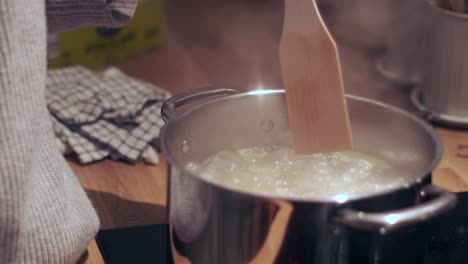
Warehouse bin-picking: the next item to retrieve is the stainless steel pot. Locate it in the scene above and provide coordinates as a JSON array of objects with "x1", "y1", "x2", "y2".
[
  {"x1": 412, "y1": 0, "x2": 468, "y2": 128},
  {"x1": 375, "y1": 0, "x2": 429, "y2": 85},
  {"x1": 160, "y1": 87, "x2": 457, "y2": 264}
]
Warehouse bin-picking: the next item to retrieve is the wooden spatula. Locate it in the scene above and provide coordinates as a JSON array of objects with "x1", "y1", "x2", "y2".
[{"x1": 279, "y1": 0, "x2": 352, "y2": 154}]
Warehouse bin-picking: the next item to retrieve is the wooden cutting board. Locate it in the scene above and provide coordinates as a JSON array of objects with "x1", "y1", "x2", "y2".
[{"x1": 432, "y1": 128, "x2": 468, "y2": 192}]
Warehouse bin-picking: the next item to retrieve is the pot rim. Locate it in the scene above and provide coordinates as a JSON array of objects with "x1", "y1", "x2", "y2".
[
  {"x1": 160, "y1": 89, "x2": 443, "y2": 204},
  {"x1": 411, "y1": 86, "x2": 468, "y2": 128}
]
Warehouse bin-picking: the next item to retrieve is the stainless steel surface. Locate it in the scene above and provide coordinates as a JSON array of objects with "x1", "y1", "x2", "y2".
[
  {"x1": 161, "y1": 88, "x2": 455, "y2": 264},
  {"x1": 334, "y1": 185, "x2": 456, "y2": 233},
  {"x1": 376, "y1": 54, "x2": 420, "y2": 85},
  {"x1": 420, "y1": 0, "x2": 468, "y2": 121},
  {"x1": 411, "y1": 86, "x2": 468, "y2": 127},
  {"x1": 161, "y1": 86, "x2": 241, "y2": 122},
  {"x1": 375, "y1": 0, "x2": 428, "y2": 85}
]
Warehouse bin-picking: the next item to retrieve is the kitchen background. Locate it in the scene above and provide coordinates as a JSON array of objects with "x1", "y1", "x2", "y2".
[
  {"x1": 49, "y1": 0, "x2": 419, "y2": 106},
  {"x1": 49, "y1": 0, "x2": 468, "y2": 263}
]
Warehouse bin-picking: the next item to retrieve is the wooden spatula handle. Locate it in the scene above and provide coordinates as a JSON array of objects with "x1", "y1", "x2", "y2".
[{"x1": 279, "y1": 0, "x2": 352, "y2": 154}]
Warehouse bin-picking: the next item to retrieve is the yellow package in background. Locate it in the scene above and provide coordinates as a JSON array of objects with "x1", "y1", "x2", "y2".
[{"x1": 48, "y1": 0, "x2": 165, "y2": 69}]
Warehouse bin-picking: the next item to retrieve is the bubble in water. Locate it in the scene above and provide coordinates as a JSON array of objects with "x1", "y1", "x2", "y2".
[
  {"x1": 332, "y1": 227, "x2": 342, "y2": 236},
  {"x1": 186, "y1": 145, "x2": 416, "y2": 199},
  {"x1": 379, "y1": 227, "x2": 387, "y2": 235},
  {"x1": 260, "y1": 119, "x2": 274, "y2": 133},
  {"x1": 182, "y1": 140, "x2": 190, "y2": 153}
]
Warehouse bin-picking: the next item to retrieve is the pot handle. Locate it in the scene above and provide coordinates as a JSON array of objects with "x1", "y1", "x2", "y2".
[
  {"x1": 334, "y1": 185, "x2": 456, "y2": 233},
  {"x1": 161, "y1": 86, "x2": 242, "y2": 122},
  {"x1": 410, "y1": 86, "x2": 434, "y2": 121}
]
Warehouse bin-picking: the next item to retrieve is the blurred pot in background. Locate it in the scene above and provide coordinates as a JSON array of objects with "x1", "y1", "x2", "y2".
[
  {"x1": 411, "y1": 0, "x2": 468, "y2": 129},
  {"x1": 320, "y1": 0, "x2": 429, "y2": 84},
  {"x1": 376, "y1": 0, "x2": 429, "y2": 85},
  {"x1": 319, "y1": 0, "x2": 394, "y2": 50}
]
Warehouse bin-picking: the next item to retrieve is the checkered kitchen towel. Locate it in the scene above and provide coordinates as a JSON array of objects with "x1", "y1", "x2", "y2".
[{"x1": 46, "y1": 66, "x2": 171, "y2": 164}]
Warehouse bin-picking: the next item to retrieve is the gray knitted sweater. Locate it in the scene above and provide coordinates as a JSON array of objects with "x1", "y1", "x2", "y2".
[{"x1": 0, "y1": 0, "x2": 136, "y2": 263}]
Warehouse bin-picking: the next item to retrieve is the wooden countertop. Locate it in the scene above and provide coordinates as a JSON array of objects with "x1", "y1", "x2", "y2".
[
  {"x1": 70, "y1": 158, "x2": 169, "y2": 264},
  {"x1": 433, "y1": 128, "x2": 468, "y2": 192},
  {"x1": 68, "y1": 0, "x2": 468, "y2": 262}
]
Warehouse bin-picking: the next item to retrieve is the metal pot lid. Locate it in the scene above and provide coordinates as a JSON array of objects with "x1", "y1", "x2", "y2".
[{"x1": 410, "y1": 87, "x2": 468, "y2": 129}]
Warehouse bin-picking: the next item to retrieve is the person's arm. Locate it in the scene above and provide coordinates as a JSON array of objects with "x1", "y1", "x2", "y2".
[
  {"x1": 0, "y1": 0, "x2": 136, "y2": 263},
  {"x1": 46, "y1": 0, "x2": 137, "y2": 32}
]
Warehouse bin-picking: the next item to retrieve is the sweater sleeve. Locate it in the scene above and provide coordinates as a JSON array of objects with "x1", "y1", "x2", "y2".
[
  {"x1": 46, "y1": 0, "x2": 137, "y2": 32},
  {"x1": 0, "y1": 0, "x2": 100, "y2": 263}
]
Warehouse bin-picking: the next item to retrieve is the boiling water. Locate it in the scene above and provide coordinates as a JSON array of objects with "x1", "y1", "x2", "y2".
[{"x1": 186, "y1": 146, "x2": 415, "y2": 199}]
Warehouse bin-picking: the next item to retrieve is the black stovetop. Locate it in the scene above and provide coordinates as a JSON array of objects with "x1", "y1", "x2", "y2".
[
  {"x1": 426, "y1": 192, "x2": 468, "y2": 264},
  {"x1": 95, "y1": 192, "x2": 468, "y2": 264}
]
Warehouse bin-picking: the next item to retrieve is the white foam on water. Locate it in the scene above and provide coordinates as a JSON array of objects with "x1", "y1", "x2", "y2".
[{"x1": 186, "y1": 146, "x2": 414, "y2": 199}]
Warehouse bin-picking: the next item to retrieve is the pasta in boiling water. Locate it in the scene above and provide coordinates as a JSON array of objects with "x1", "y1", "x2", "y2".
[{"x1": 186, "y1": 146, "x2": 413, "y2": 199}]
